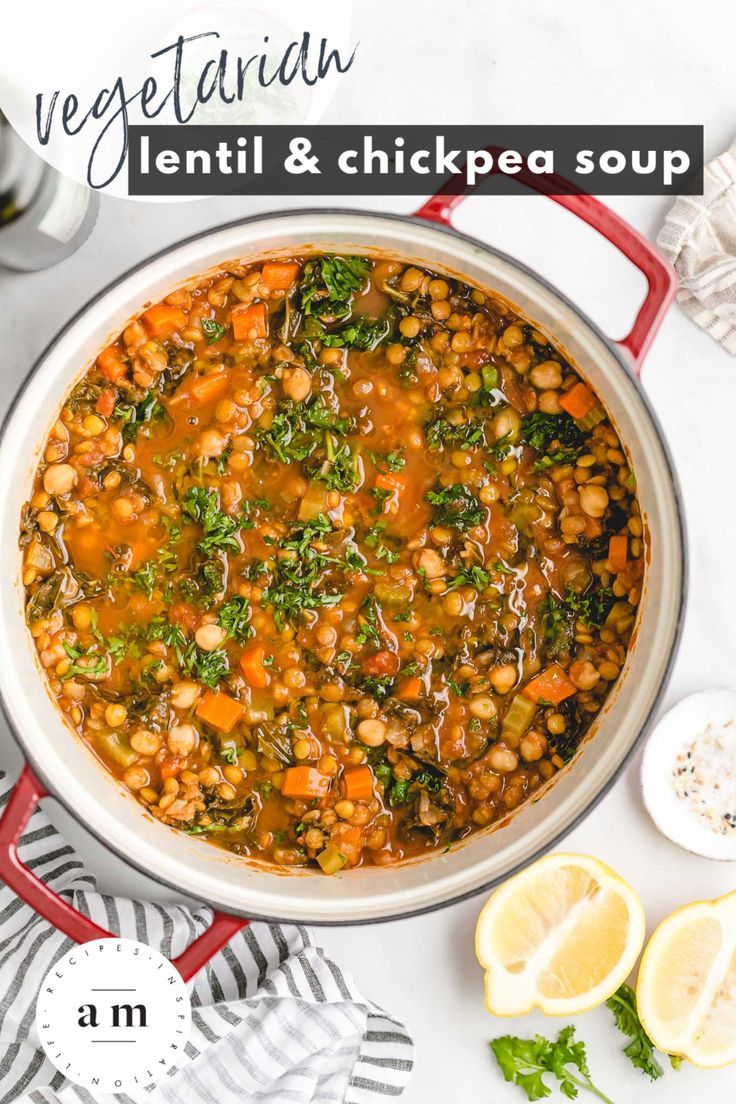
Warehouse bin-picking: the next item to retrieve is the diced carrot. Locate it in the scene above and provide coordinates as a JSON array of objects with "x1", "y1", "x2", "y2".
[
  {"x1": 343, "y1": 765, "x2": 374, "y2": 802},
  {"x1": 160, "y1": 755, "x2": 182, "y2": 780},
  {"x1": 240, "y1": 645, "x2": 269, "y2": 689},
  {"x1": 362, "y1": 650, "x2": 400, "y2": 677},
  {"x1": 195, "y1": 690, "x2": 244, "y2": 734},
  {"x1": 522, "y1": 663, "x2": 577, "y2": 705},
  {"x1": 96, "y1": 344, "x2": 128, "y2": 383},
  {"x1": 608, "y1": 534, "x2": 628, "y2": 573},
  {"x1": 142, "y1": 303, "x2": 188, "y2": 337},
  {"x1": 95, "y1": 387, "x2": 117, "y2": 417},
  {"x1": 396, "y1": 676, "x2": 422, "y2": 700},
  {"x1": 559, "y1": 382, "x2": 597, "y2": 421},
  {"x1": 261, "y1": 262, "x2": 300, "y2": 290},
  {"x1": 189, "y1": 371, "x2": 228, "y2": 404},
  {"x1": 231, "y1": 301, "x2": 268, "y2": 341},
  {"x1": 374, "y1": 471, "x2": 405, "y2": 514},
  {"x1": 281, "y1": 766, "x2": 331, "y2": 800}
]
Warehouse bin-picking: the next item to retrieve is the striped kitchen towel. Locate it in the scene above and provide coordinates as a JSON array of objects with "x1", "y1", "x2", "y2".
[
  {"x1": 658, "y1": 141, "x2": 736, "y2": 353},
  {"x1": 0, "y1": 772, "x2": 414, "y2": 1104}
]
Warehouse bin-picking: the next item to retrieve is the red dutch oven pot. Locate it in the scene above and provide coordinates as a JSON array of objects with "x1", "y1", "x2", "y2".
[{"x1": 0, "y1": 171, "x2": 685, "y2": 981}]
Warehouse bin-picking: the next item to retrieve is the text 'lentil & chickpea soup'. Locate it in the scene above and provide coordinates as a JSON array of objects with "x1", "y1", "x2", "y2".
[{"x1": 20, "y1": 254, "x2": 644, "y2": 875}]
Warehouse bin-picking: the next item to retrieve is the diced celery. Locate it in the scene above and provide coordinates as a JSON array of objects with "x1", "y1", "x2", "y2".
[
  {"x1": 604, "y1": 601, "x2": 635, "y2": 634},
  {"x1": 317, "y1": 844, "x2": 346, "y2": 875},
  {"x1": 97, "y1": 730, "x2": 137, "y2": 769},
  {"x1": 575, "y1": 405, "x2": 606, "y2": 432},
  {"x1": 322, "y1": 702, "x2": 348, "y2": 740},
  {"x1": 482, "y1": 365, "x2": 499, "y2": 390},
  {"x1": 502, "y1": 694, "x2": 537, "y2": 741},
  {"x1": 374, "y1": 581, "x2": 411, "y2": 608},
  {"x1": 298, "y1": 483, "x2": 329, "y2": 521}
]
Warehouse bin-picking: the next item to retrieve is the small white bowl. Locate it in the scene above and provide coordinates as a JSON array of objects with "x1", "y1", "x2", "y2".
[{"x1": 641, "y1": 688, "x2": 736, "y2": 861}]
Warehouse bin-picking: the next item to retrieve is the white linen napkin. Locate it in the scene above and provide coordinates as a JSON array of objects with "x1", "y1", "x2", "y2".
[
  {"x1": 0, "y1": 771, "x2": 414, "y2": 1104},
  {"x1": 658, "y1": 142, "x2": 736, "y2": 353}
]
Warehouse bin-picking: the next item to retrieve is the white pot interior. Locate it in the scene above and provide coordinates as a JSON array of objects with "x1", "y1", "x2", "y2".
[{"x1": 0, "y1": 211, "x2": 684, "y2": 922}]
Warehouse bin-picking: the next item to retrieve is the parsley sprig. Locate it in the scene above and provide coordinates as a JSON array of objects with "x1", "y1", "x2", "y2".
[
  {"x1": 606, "y1": 983, "x2": 680, "y2": 1079},
  {"x1": 490, "y1": 1027, "x2": 613, "y2": 1103}
]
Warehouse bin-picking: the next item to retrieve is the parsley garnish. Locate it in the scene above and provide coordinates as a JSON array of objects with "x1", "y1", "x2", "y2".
[
  {"x1": 606, "y1": 983, "x2": 679, "y2": 1080},
  {"x1": 490, "y1": 1026, "x2": 613, "y2": 1103},
  {"x1": 426, "y1": 484, "x2": 484, "y2": 532},
  {"x1": 426, "y1": 415, "x2": 485, "y2": 452},
  {"x1": 201, "y1": 318, "x2": 227, "y2": 344},
  {"x1": 115, "y1": 390, "x2": 166, "y2": 443},
  {"x1": 521, "y1": 412, "x2": 586, "y2": 471},
  {"x1": 60, "y1": 641, "x2": 107, "y2": 681},
  {"x1": 446, "y1": 564, "x2": 492, "y2": 591},
  {"x1": 180, "y1": 486, "x2": 241, "y2": 556},
  {"x1": 299, "y1": 255, "x2": 371, "y2": 321},
  {"x1": 216, "y1": 595, "x2": 253, "y2": 644}
]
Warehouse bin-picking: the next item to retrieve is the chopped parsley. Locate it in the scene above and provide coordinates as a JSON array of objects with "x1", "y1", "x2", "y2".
[
  {"x1": 300, "y1": 255, "x2": 371, "y2": 321},
  {"x1": 216, "y1": 595, "x2": 253, "y2": 644},
  {"x1": 201, "y1": 318, "x2": 227, "y2": 344},
  {"x1": 426, "y1": 484, "x2": 484, "y2": 532}
]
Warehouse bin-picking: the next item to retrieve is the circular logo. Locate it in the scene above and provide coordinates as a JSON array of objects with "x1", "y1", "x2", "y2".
[{"x1": 35, "y1": 938, "x2": 192, "y2": 1092}]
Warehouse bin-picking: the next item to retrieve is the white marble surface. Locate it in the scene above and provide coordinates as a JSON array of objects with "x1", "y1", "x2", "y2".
[{"x1": 2, "y1": 1, "x2": 736, "y2": 1099}]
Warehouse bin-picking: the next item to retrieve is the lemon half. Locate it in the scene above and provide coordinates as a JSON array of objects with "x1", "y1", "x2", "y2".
[
  {"x1": 637, "y1": 889, "x2": 736, "y2": 1068},
  {"x1": 475, "y1": 852, "x2": 646, "y2": 1016}
]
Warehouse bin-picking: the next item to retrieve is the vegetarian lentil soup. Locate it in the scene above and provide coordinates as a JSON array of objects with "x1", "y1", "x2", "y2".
[{"x1": 20, "y1": 253, "x2": 644, "y2": 875}]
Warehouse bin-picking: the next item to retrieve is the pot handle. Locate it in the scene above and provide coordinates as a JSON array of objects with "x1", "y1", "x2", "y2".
[
  {"x1": 414, "y1": 167, "x2": 677, "y2": 372},
  {"x1": 0, "y1": 764, "x2": 247, "y2": 982}
]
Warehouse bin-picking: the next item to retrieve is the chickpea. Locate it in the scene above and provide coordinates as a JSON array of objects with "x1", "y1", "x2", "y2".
[
  {"x1": 130, "y1": 729, "x2": 162, "y2": 756},
  {"x1": 335, "y1": 799, "x2": 355, "y2": 819},
  {"x1": 37, "y1": 510, "x2": 58, "y2": 533},
  {"x1": 217, "y1": 782, "x2": 237, "y2": 801},
  {"x1": 43, "y1": 463, "x2": 77, "y2": 496},
  {"x1": 167, "y1": 723, "x2": 198, "y2": 756},
  {"x1": 171, "y1": 680, "x2": 201, "y2": 710},
  {"x1": 124, "y1": 766, "x2": 149, "y2": 791},
  {"x1": 569, "y1": 659, "x2": 601, "y2": 691},
  {"x1": 502, "y1": 324, "x2": 523, "y2": 348},
  {"x1": 529, "y1": 360, "x2": 562, "y2": 390},
  {"x1": 520, "y1": 729, "x2": 547, "y2": 762},
  {"x1": 198, "y1": 767, "x2": 220, "y2": 787},
  {"x1": 469, "y1": 695, "x2": 496, "y2": 720},
  {"x1": 72, "y1": 604, "x2": 92, "y2": 631},
  {"x1": 105, "y1": 703, "x2": 127, "y2": 728},
  {"x1": 283, "y1": 667, "x2": 306, "y2": 689},
  {"x1": 547, "y1": 712, "x2": 566, "y2": 735},
  {"x1": 579, "y1": 484, "x2": 609, "y2": 518},
  {"x1": 442, "y1": 591, "x2": 464, "y2": 616},
  {"x1": 489, "y1": 745, "x2": 519, "y2": 772},
  {"x1": 397, "y1": 266, "x2": 423, "y2": 293},
  {"x1": 399, "y1": 315, "x2": 421, "y2": 339},
  {"x1": 428, "y1": 278, "x2": 449, "y2": 299},
  {"x1": 357, "y1": 718, "x2": 387, "y2": 747},
  {"x1": 493, "y1": 407, "x2": 520, "y2": 443},
  {"x1": 194, "y1": 623, "x2": 227, "y2": 651},
  {"x1": 304, "y1": 828, "x2": 325, "y2": 851},
  {"x1": 282, "y1": 365, "x2": 311, "y2": 402},
  {"x1": 489, "y1": 664, "x2": 517, "y2": 695},
  {"x1": 293, "y1": 738, "x2": 312, "y2": 760},
  {"x1": 413, "y1": 548, "x2": 445, "y2": 579},
  {"x1": 197, "y1": 428, "x2": 227, "y2": 459}
]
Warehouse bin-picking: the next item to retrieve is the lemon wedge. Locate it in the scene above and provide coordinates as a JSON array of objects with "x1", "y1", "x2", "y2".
[
  {"x1": 637, "y1": 889, "x2": 736, "y2": 1067},
  {"x1": 475, "y1": 852, "x2": 646, "y2": 1016}
]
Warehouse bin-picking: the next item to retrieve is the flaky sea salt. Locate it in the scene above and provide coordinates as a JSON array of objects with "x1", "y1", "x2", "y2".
[{"x1": 671, "y1": 720, "x2": 736, "y2": 836}]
